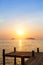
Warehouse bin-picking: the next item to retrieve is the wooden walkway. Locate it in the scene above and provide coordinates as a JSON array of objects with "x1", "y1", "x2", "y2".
[
  {"x1": 3, "y1": 48, "x2": 43, "y2": 65},
  {"x1": 25, "y1": 52, "x2": 43, "y2": 65}
]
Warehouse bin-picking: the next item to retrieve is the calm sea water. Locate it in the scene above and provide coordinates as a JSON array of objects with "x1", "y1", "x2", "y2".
[{"x1": 0, "y1": 39, "x2": 43, "y2": 65}]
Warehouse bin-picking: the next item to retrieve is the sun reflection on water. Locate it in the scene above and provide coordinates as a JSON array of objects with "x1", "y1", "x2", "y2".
[{"x1": 18, "y1": 40, "x2": 22, "y2": 51}]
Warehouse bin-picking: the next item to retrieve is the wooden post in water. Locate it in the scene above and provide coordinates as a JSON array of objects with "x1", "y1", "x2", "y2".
[
  {"x1": 3, "y1": 49, "x2": 5, "y2": 65},
  {"x1": 32, "y1": 50, "x2": 35, "y2": 57},
  {"x1": 14, "y1": 47, "x2": 16, "y2": 65},
  {"x1": 21, "y1": 57, "x2": 24, "y2": 65},
  {"x1": 37, "y1": 48, "x2": 39, "y2": 53}
]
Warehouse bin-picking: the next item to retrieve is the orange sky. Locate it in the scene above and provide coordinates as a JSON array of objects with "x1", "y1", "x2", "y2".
[{"x1": 0, "y1": 28, "x2": 43, "y2": 39}]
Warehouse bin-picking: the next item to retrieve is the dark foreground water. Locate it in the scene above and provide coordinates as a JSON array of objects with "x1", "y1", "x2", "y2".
[{"x1": 0, "y1": 39, "x2": 43, "y2": 65}]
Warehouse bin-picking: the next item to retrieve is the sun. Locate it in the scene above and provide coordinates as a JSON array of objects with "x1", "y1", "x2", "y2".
[{"x1": 18, "y1": 30, "x2": 23, "y2": 35}]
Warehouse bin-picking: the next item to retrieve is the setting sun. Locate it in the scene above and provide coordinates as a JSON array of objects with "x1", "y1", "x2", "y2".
[{"x1": 18, "y1": 30, "x2": 23, "y2": 35}]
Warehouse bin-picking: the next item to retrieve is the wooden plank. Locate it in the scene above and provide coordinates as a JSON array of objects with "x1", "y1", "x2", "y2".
[
  {"x1": 5, "y1": 52, "x2": 32, "y2": 58},
  {"x1": 25, "y1": 53, "x2": 43, "y2": 65},
  {"x1": 35, "y1": 57, "x2": 43, "y2": 65}
]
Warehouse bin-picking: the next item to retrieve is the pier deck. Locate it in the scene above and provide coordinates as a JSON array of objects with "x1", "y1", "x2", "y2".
[
  {"x1": 5, "y1": 52, "x2": 32, "y2": 58},
  {"x1": 3, "y1": 48, "x2": 43, "y2": 65},
  {"x1": 25, "y1": 52, "x2": 43, "y2": 65}
]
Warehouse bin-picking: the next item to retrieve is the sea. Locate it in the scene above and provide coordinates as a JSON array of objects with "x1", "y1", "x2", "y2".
[{"x1": 0, "y1": 39, "x2": 43, "y2": 65}]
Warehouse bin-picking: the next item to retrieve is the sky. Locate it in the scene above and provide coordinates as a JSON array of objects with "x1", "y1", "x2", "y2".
[{"x1": 0, "y1": 0, "x2": 43, "y2": 39}]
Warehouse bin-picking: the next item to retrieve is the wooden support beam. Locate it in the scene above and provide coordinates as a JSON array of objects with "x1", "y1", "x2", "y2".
[
  {"x1": 21, "y1": 57, "x2": 25, "y2": 65},
  {"x1": 14, "y1": 47, "x2": 16, "y2": 65},
  {"x1": 3, "y1": 49, "x2": 5, "y2": 65}
]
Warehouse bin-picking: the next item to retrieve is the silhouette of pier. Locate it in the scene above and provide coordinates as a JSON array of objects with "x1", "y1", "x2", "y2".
[{"x1": 3, "y1": 48, "x2": 43, "y2": 65}]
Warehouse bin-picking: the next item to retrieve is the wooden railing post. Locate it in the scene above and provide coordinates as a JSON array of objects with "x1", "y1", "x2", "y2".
[
  {"x1": 3, "y1": 49, "x2": 5, "y2": 65},
  {"x1": 37, "y1": 48, "x2": 39, "y2": 53},
  {"x1": 14, "y1": 47, "x2": 16, "y2": 53},
  {"x1": 14, "y1": 47, "x2": 16, "y2": 65},
  {"x1": 32, "y1": 50, "x2": 35, "y2": 57}
]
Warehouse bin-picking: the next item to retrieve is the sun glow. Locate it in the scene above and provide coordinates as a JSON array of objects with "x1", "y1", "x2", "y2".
[
  {"x1": 18, "y1": 30, "x2": 23, "y2": 35},
  {"x1": 15, "y1": 27, "x2": 25, "y2": 39}
]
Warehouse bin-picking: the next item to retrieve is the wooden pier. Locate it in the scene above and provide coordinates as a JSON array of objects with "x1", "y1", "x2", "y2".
[
  {"x1": 25, "y1": 52, "x2": 43, "y2": 65},
  {"x1": 3, "y1": 48, "x2": 43, "y2": 65}
]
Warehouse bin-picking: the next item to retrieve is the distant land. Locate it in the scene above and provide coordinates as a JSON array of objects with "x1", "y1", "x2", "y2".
[
  {"x1": 11, "y1": 38, "x2": 15, "y2": 40},
  {"x1": 25, "y1": 37, "x2": 35, "y2": 40},
  {"x1": 11, "y1": 37, "x2": 35, "y2": 40}
]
